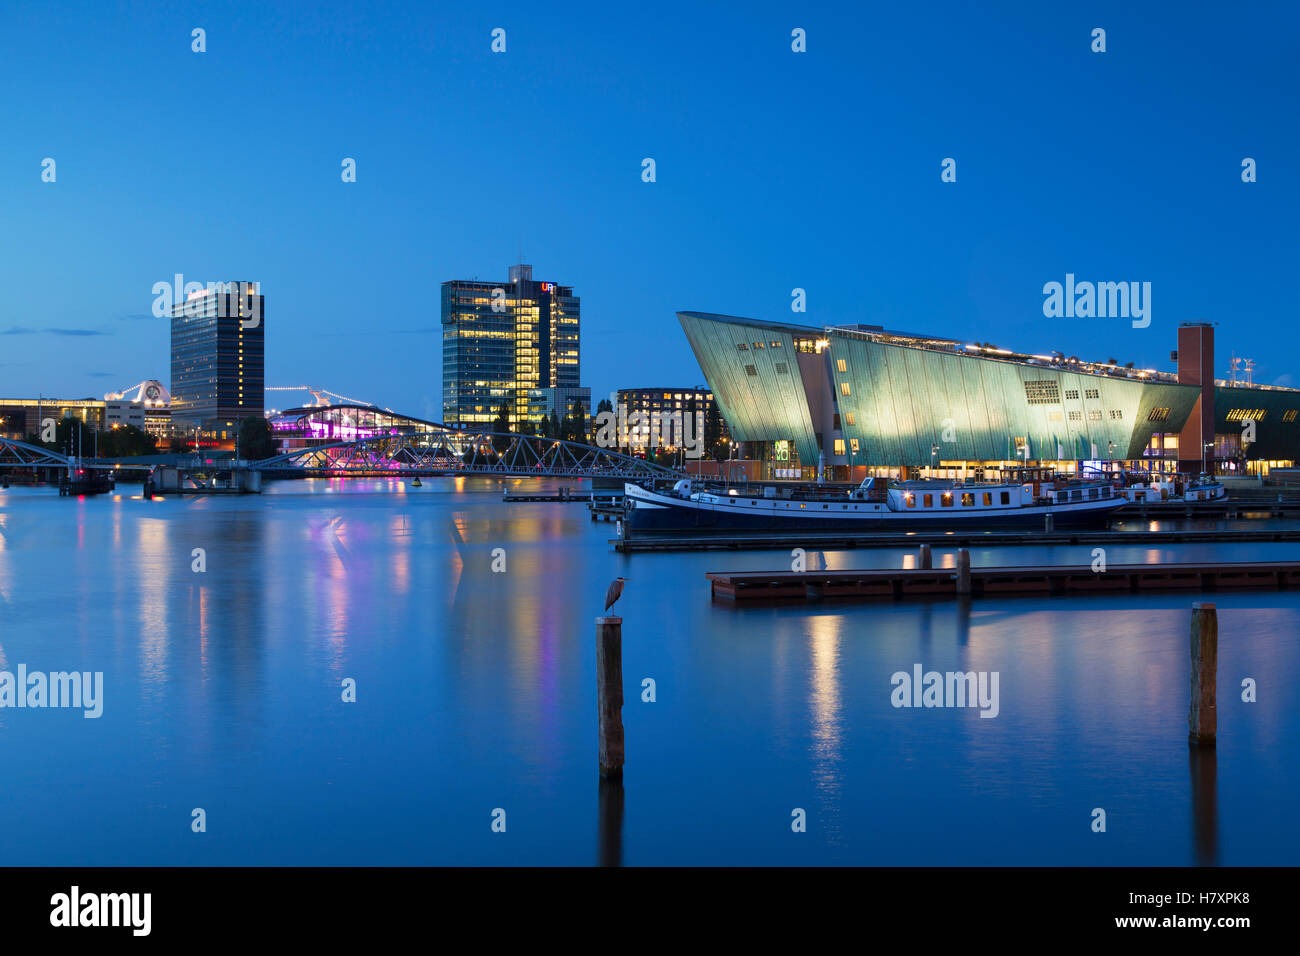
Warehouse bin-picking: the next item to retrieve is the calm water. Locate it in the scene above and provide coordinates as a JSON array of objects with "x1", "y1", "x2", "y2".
[{"x1": 1, "y1": 477, "x2": 1298, "y2": 866}]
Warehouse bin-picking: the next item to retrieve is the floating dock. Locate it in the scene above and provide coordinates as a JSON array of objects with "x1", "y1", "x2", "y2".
[
  {"x1": 616, "y1": 526, "x2": 1300, "y2": 553},
  {"x1": 707, "y1": 560, "x2": 1300, "y2": 604}
]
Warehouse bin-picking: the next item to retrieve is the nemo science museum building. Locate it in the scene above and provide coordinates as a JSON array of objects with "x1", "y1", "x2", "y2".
[{"x1": 678, "y1": 311, "x2": 1300, "y2": 483}]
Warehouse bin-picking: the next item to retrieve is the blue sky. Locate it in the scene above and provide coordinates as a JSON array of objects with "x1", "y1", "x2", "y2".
[{"x1": 1, "y1": 0, "x2": 1296, "y2": 416}]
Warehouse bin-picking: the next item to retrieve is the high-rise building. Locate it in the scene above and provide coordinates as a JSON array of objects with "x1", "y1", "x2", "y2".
[
  {"x1": 170, "y1": 281, "x2": 265, "y2": 432},
  {"x1": 441, "y1": 264, "x2": 582, "y2": 428}
]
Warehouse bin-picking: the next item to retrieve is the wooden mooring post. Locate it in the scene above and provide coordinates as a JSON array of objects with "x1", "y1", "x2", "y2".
[
  {"x1": 918, "y1": 543, "x2": 932, "y2": 570},
  {"x1": 1188, "y1": 603, "x2": 1218, "y2": 747},
  {"x1": 596, "y1": 616, "x2": 625, "y2": 777},
  {"x1": 955, "y1": 548, "x2": 971, "y2": 595}
]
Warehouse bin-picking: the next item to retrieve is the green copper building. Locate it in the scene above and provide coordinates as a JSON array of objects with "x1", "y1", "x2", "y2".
[{"x1": 678, "y1": 311, "x2": 1300, "y2": 481}]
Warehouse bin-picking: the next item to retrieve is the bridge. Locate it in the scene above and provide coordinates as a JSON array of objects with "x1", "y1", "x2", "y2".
[
  {"x1": 255, "y1": 430, "x2": 680, "y2": 480},
  {"x1": 2, "y1": 430, "x2": 681, "y2": 483},
  {"x1": 0, "y1": 437, "x2": 75, "y2": 470}
]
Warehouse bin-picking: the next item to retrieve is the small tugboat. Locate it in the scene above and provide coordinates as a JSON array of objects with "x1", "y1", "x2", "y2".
[{"x1": 624, "y1": 468, "x2": 1126, "y2": 534}]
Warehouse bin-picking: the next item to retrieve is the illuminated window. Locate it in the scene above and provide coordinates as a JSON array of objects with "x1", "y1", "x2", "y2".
[
  {"x1": 1068, "y1": 410, "x2": 1082, "y2": 421},
  {"x1": 736, "y1": 343, "x2": 749, "y2": 351},
  {"x1": 1023, "y1": 381, "x2": 1060, "y2": 404},
  {"x1": 840, "y1": 382, "x2": 851, "y2": 396},
  {"x1": 1147, "y1": 407, "x2": 1170, "y2": 422},
  {"x1": 905, "y1": 493, "x2": 915, "y2": 508},
  {"x1": 961, "y1": 493, "x2": 975, "y2": 506},
  {"x1": 923, "y1": 494, "x2": 933, "y2": 507},
  {"x1": 845, "y1": 413, "x2": 855, "y2": 426},
  {"x1": 941, "y1": 492, "x2": 953, "y2": 507},
  {"x1": 834, "y1": 439, "x2": 846, "y2": 455},
  {"x1": 850, "y1": 439, "x2": 859, "y2": 453},
  {"x1": 1087, "y1": 410, "x2": 1102, "y2": 421},
  {"x1": 983, "y1": 492, "x2": 992, "y2": 505},
  {"x1": 836, "y1": 359, "x2": 847, "y2": 373},
  {"x1": 1285, "y1": 410, "x2": 1298, "y2": 423}
]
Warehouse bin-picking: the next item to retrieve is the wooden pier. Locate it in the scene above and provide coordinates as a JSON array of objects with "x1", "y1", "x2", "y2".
[
  {"x1": 619, "y1": 526, "x2": 1300, "y2": 552},
  {"x1": 707, "y1": 559, "x2": 1300, "y2": 604}
]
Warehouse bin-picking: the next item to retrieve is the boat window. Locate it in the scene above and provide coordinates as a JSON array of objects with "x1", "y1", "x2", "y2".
[
  {"x1": 924, "y1": 494, "x2": 933, "y2": 508},
  {"x1": 1102, "y1": 487, "x2": 1110, "y2": 497},
  {"x1": 1071, "y1": 489, "x2": 1082, "y2": 501},
  {"x1": 905, "y1": 493, "x2": 915, "y2": 508},
  {"x1": 941, "y1": 492, "x2": 953, "y2": 507},
  {"x1": 1000, "y1": 491, "x2": 1011, "y2": 505},
  {"x1": 982, "y1": 493, "x2": 992, "y2": 506},
  {"x1": 961, "y1": 493, "x2": 974, "y2": 506},
  {"x1": 1088, "y1": 488, "x2": 1098, "y2": 499}
]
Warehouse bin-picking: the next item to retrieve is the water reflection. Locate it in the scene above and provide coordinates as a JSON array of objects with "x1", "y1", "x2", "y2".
[
  {"x1": 1189, "y1": 744, "x2": 1219, "y2": 866},
  {"x1": 598, "y1": 776, "x2": 624, "y2": 867}
]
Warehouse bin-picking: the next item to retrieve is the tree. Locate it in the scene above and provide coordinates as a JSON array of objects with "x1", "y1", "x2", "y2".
[
  {"x1": 566, "y1": 400, "x2": 587, "y2": 444},
  {"x1": 596, "y1": 397, "x2": 613, "y2": 415},
  {"x1": 548, "y1": 410, "x2": 561, "y2": 441},
  {"x1": 237, "y1": 417, "x2": 278, "y2": 461},
  {"x1": 704, "y1": 402, "x2": 726, "y2": 459},
  {"x1": 99, "y1": 424, "x2": 158, "y2": 457},
  {"x1": 491, "y1": 403, "x2": 511, "y2": 452}
]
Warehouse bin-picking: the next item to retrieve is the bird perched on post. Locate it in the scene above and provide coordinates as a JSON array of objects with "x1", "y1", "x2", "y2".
[{"x1": 604, "y1": 577, "x2": 628, "y2": 613}]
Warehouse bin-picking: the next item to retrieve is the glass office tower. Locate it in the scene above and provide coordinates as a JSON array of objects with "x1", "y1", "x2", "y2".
[
  {"x1": 170, "y1": 281, "x2": 265, "y2": 432},
  {"x1": 441, "y1": 264, "x2": 581, "y2": 428}
]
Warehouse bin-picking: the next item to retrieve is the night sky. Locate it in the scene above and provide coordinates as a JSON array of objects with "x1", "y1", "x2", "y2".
[{"x1": 1, "y1": 0, "x2": 1296, "y2": 416}]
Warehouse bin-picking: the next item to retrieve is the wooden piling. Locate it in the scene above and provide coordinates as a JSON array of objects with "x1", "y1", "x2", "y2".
[
  {"x1": 596, "y1": 616, "x2": 625, "y2": 777},
  {"x1": 1044, "y1": 512, "x2": 1054, "y2": 533},
  {"x1": 955, "y1": 548, "x2": 971, "y2": 595},
  {"x1": 918, "y1": 544, "x2": 932, "y2": 570},
  {"x1": 1188, "y1": 603, "x2": 1218, "y2": 747}
]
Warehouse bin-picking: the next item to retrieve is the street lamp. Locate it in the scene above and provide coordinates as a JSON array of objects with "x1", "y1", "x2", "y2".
[{"x1": 1203, "y1": 441, "x2": 1214, "y2": 475}]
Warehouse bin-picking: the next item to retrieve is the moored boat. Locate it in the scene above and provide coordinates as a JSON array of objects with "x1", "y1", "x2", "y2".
[{"x1": 624, "y1": 472, "x2": 1126, "y2": 534}]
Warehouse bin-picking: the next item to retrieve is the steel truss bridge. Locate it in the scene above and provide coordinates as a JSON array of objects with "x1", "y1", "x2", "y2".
[
  {"x1": 0, "y1": 438, "x2": 75, "y2": 469},
  {"x1": 255, "y1": 431, "x2": 680, "y2": 480},
  {"x1": 3, "y1": 430, "x2": 682, "y2": 481}
]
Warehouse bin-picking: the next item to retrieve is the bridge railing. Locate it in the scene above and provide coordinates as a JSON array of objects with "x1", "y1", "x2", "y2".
[{"x1": 254, "y1": 431, "x2": 682, "y2": 479}]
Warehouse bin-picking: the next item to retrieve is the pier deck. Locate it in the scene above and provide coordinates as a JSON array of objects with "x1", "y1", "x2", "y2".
[
  {"x1": 618, "y1": 526, "x2": 1300, "y2": 552},
  {"x1": 707, "y1": 560, "x2": 1300, "y2": 604}
]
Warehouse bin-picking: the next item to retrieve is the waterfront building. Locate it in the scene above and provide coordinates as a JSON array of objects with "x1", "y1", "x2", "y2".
[
  {"x1": 679, "y1": 312, "x2": 1300, "y2": 481},
  {"x1": 614, "y1": 386, "x2": 731, "y2": 455},
  {"x1": 441, "y1": 263, "x2": 583, "y2": 429},
  {"x1": 269, "y1": 403, "x2": 446, "y2": 455},
  {"x1": 170, "y1": 281, "x2": 265, "y2": 432},
  {"x1": 0, "y1": 397, "x2": 107, "y2": 440},
  {"x1": 104, "y1": 380, "x2": 172, "y2": 438}
]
